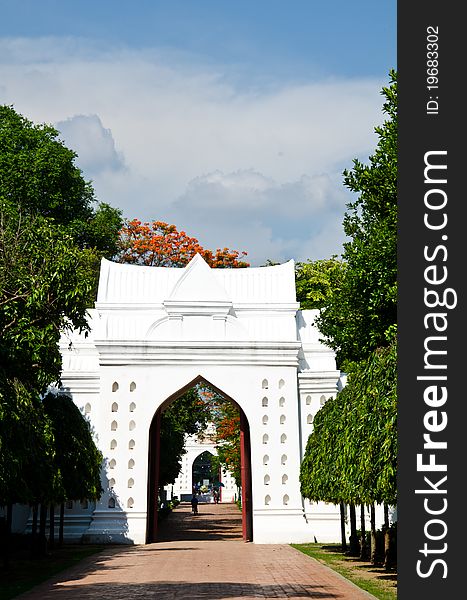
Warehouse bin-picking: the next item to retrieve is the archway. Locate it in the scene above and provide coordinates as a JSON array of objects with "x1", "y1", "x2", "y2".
[
  {"x1": 146, "y1": 376, "x2": 252, "y2": 543},
  {"x1": 192, "y1": 450, "x2": 215, "y2": 493}
]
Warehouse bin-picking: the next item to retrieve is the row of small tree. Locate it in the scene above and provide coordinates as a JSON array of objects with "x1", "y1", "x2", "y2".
[{"x1": 298, "y1": 71, "x2": 397, "y2": 567}]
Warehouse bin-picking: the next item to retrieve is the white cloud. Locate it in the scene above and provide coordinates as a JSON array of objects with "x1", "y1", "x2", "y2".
[
  {"x1": 0, "y1": 36, "x2": 384, "y2": 264},
  {"x1": 56, "y1": 114, "x2": 125, "y2": 175},
  {"x1": 165, "y1": 169, "x2": 350, "y2": 264}
]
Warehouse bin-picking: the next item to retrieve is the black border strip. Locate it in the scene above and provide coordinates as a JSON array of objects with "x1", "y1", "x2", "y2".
[{"x1": 398, "y1": 4, "x2": 464, "y2": 597}]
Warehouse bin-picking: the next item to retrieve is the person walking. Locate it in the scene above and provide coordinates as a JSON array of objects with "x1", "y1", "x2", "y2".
[{"x1": 191, "y1": 493, "x2": 199, "y2": 515}]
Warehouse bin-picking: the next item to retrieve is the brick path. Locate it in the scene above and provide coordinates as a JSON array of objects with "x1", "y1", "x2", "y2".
[{"x1": 17, "y1": 503, "x2": 375, "y2": 599}]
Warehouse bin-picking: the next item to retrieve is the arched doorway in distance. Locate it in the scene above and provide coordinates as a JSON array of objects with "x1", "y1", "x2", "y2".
[{"x1": 191, "y1": 450, "x2": 215, "y2": 495}]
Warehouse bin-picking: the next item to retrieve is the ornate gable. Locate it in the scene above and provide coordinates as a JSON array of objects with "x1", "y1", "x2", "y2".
[{"x1": 163, "y1": 254, "x2": 233, "y2": 317}]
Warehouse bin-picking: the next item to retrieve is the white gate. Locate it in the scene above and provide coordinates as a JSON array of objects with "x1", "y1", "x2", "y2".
[{"x1": 60, "y1": 255, "x2": 340, "y2": 544}]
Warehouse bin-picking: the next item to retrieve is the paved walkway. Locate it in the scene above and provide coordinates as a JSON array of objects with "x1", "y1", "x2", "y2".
[{"x1": 18, "y1": 503, "x2": 375, "y2": 599}]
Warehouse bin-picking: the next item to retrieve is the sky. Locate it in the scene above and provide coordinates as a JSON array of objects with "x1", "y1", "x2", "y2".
[{"x1": 0, "y1": 1, "x2": 396, "y2": 266}]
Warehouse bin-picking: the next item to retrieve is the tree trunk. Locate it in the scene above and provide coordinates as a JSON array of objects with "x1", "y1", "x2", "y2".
[
  {"x1": 49, "y1": 504, "x2": 55, "y2": 550},
  {"x1": 348, "y1": 504, "x2": 359, "y2": 556},
  {"x1": 0, "y1": 504, "x2": 12, "y2": 568},
  {"x1": 59, "y1": 502, "x2": 65, "y2": 547},
  {"x1": 6, "y1": 503, "x2": 12, "y2": 534},
  {"x1": 5, "y1": 503, "x2": 12, "y2": 566},
  {"x1": 30, "y1": 503, "x2": 38, "y2": 557},
  {"x1": 370, "y1": 504, "x2": 377, "y2": 564},
  {"x1": 339, "y1": 503, "x2": 347, "y2": 552},
  {"x1": 383, "y1": 503, "x2": 392, "y2": 570},
  {"x1": 359, "y1": 505, "x2": 368, "y2": 560}
]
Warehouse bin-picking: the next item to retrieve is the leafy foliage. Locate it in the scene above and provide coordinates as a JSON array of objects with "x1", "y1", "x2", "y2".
[
  {"x1": 0, "y1": 204, "x2": 96, "y2": 390},
  {"x1": 0, "y1": 377, "x2": 58, "y2": 505},
  {"x1": 0, "y1": 105, "x2": 93, "y2": 226},
  {"x1": 43, "y1": 392, "x2": 103, "y2": 502},
  {"x1": 0, "y1": 105, "x2": 121, "y2": 510},
  {"x1": 0, "y1": 105, "x2": 122, "y2": 256},
  {"x1": 300, "y1": 72, "x2": 398, "y2": 512},
  {"x1": 118, "y1": 219, "x2": 249, "y2": 268},
  {"x1": 300, "y1": 337, "x2": 397, "y2": 506},
  {"x1": 295, "y1": 257, "x2": 346, "y2": 310},
  {"x1": 316, "y1": 71, "x2": 397, "y2": 368}
]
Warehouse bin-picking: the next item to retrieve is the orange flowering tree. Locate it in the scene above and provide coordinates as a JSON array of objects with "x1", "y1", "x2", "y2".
[
  {"x1": 118, "y1": 219, "x2": 249, "y2": 268},
  {"x1": 213, "y1": 402, "x2": 241, "y2": 486}
]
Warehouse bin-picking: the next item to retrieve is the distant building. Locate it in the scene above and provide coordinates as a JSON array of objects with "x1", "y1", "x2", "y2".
[{"x1": 165, "y1": 423, "x2": 237, "y2": 503}]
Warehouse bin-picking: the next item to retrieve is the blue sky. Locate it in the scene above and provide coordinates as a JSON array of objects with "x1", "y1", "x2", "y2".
[{"x1": 0, "y1": 1, "x2": 396, "y2": 265}]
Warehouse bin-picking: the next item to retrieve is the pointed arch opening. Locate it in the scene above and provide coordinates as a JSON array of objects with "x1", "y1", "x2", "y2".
[
  {"x1": 146, "y1": 375, "x2": 252, "y2": 543},
  {"x1": 192, "y1": 450, "x2": 215, "y2": 492}
]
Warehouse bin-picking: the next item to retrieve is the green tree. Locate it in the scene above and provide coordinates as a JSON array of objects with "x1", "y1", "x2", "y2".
[
  {"x1": 0, "y1": 207, "x2": 97, "y2": 531},
  {"x1": 0, "y1": 205, "x2": 97, "y2": 391},
  {"x1": 42, "y1": 392, "x2": 103, "y2": 545},
  {"x1": 300, "y1": 337, "x2": 397, "y2": 561},
  {"x1": 42, "y1": 392, "x2": 102, "y2": 503},
  {"x1": 300, "y1": 72, "x2": 398, "y2": 561},
  {"x1": 0, "y1": 106, "x2": 121, "y2": 519},
  {"x1": 316, "y1": 71, "x2": 397, "y2": 368},
  {"x1": 0, "y1": 377, "x2": 58, "y2": 507},
  {"x1": 300, "y1": 339, "x2": 396, "y2": 507},
  {"x1": 295, "y1": 257, "x2": 345, "y2": 310},
  {"x1": 0, "y1": 105, "x2": 122, "y2": 256}
]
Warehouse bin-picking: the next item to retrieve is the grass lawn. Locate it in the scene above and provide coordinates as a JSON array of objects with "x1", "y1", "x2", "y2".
[
  {"x1": 0, "y1": 543, "x2": 104, "y2": 600},
  {"x1": 291, "y1": 543, "x2": 397, "y2": 600}
]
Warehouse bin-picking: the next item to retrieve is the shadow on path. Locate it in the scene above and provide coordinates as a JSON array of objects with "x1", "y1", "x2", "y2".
[
  {"x1": 17, "y1": 504, "x2": 375, "y2": 600},
  {"x1": 28, "y1": 580, "x2": 344, "y2": 599},
  {"x1": 157, "y1": 502, "x2": 243, "y2": 542}
]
